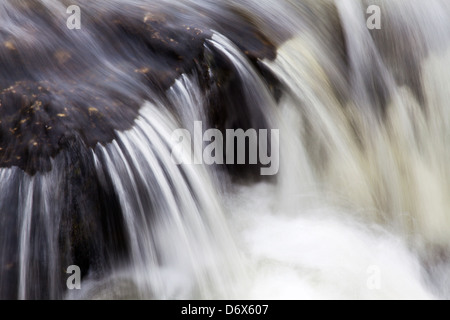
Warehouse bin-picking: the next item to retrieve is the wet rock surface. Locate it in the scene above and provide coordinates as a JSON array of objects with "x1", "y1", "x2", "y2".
[{"x1": 0, "y1": 1, "x2": 280, "y2": 175}]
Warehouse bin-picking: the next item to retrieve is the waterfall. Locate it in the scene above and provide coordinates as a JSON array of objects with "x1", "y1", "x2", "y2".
[{"x1": 1, "y1": 0, "x2": 450, "y2": 300}]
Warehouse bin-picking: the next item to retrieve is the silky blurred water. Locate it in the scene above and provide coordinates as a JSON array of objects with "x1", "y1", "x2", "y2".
[{"x1": 1, "y1": 0, "x2": 450, "y2": 300}]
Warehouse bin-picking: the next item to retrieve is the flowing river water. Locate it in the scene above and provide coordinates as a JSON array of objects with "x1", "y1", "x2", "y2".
[{"x1": 0, "y1": 0, "x2": 449, "y2": 299}]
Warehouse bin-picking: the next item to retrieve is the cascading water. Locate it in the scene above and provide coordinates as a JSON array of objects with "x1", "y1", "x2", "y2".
[
  {"x1": 1, "y1": 0, "x2": 450, "y2": 300},
  {"x1": 90, "y1": 102, "x2": 244, "y2": 299}
]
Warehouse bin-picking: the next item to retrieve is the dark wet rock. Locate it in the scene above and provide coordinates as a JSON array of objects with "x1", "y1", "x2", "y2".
[
  {"x1": 0, "y1": 2, "x2": 279, "y2": 175},
  {"x1": 0, "y1": 81, "x2": 141, "y2": 174},
  {"x1": 193, "y1": 43, "x2": 276, "y2": 179}
]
